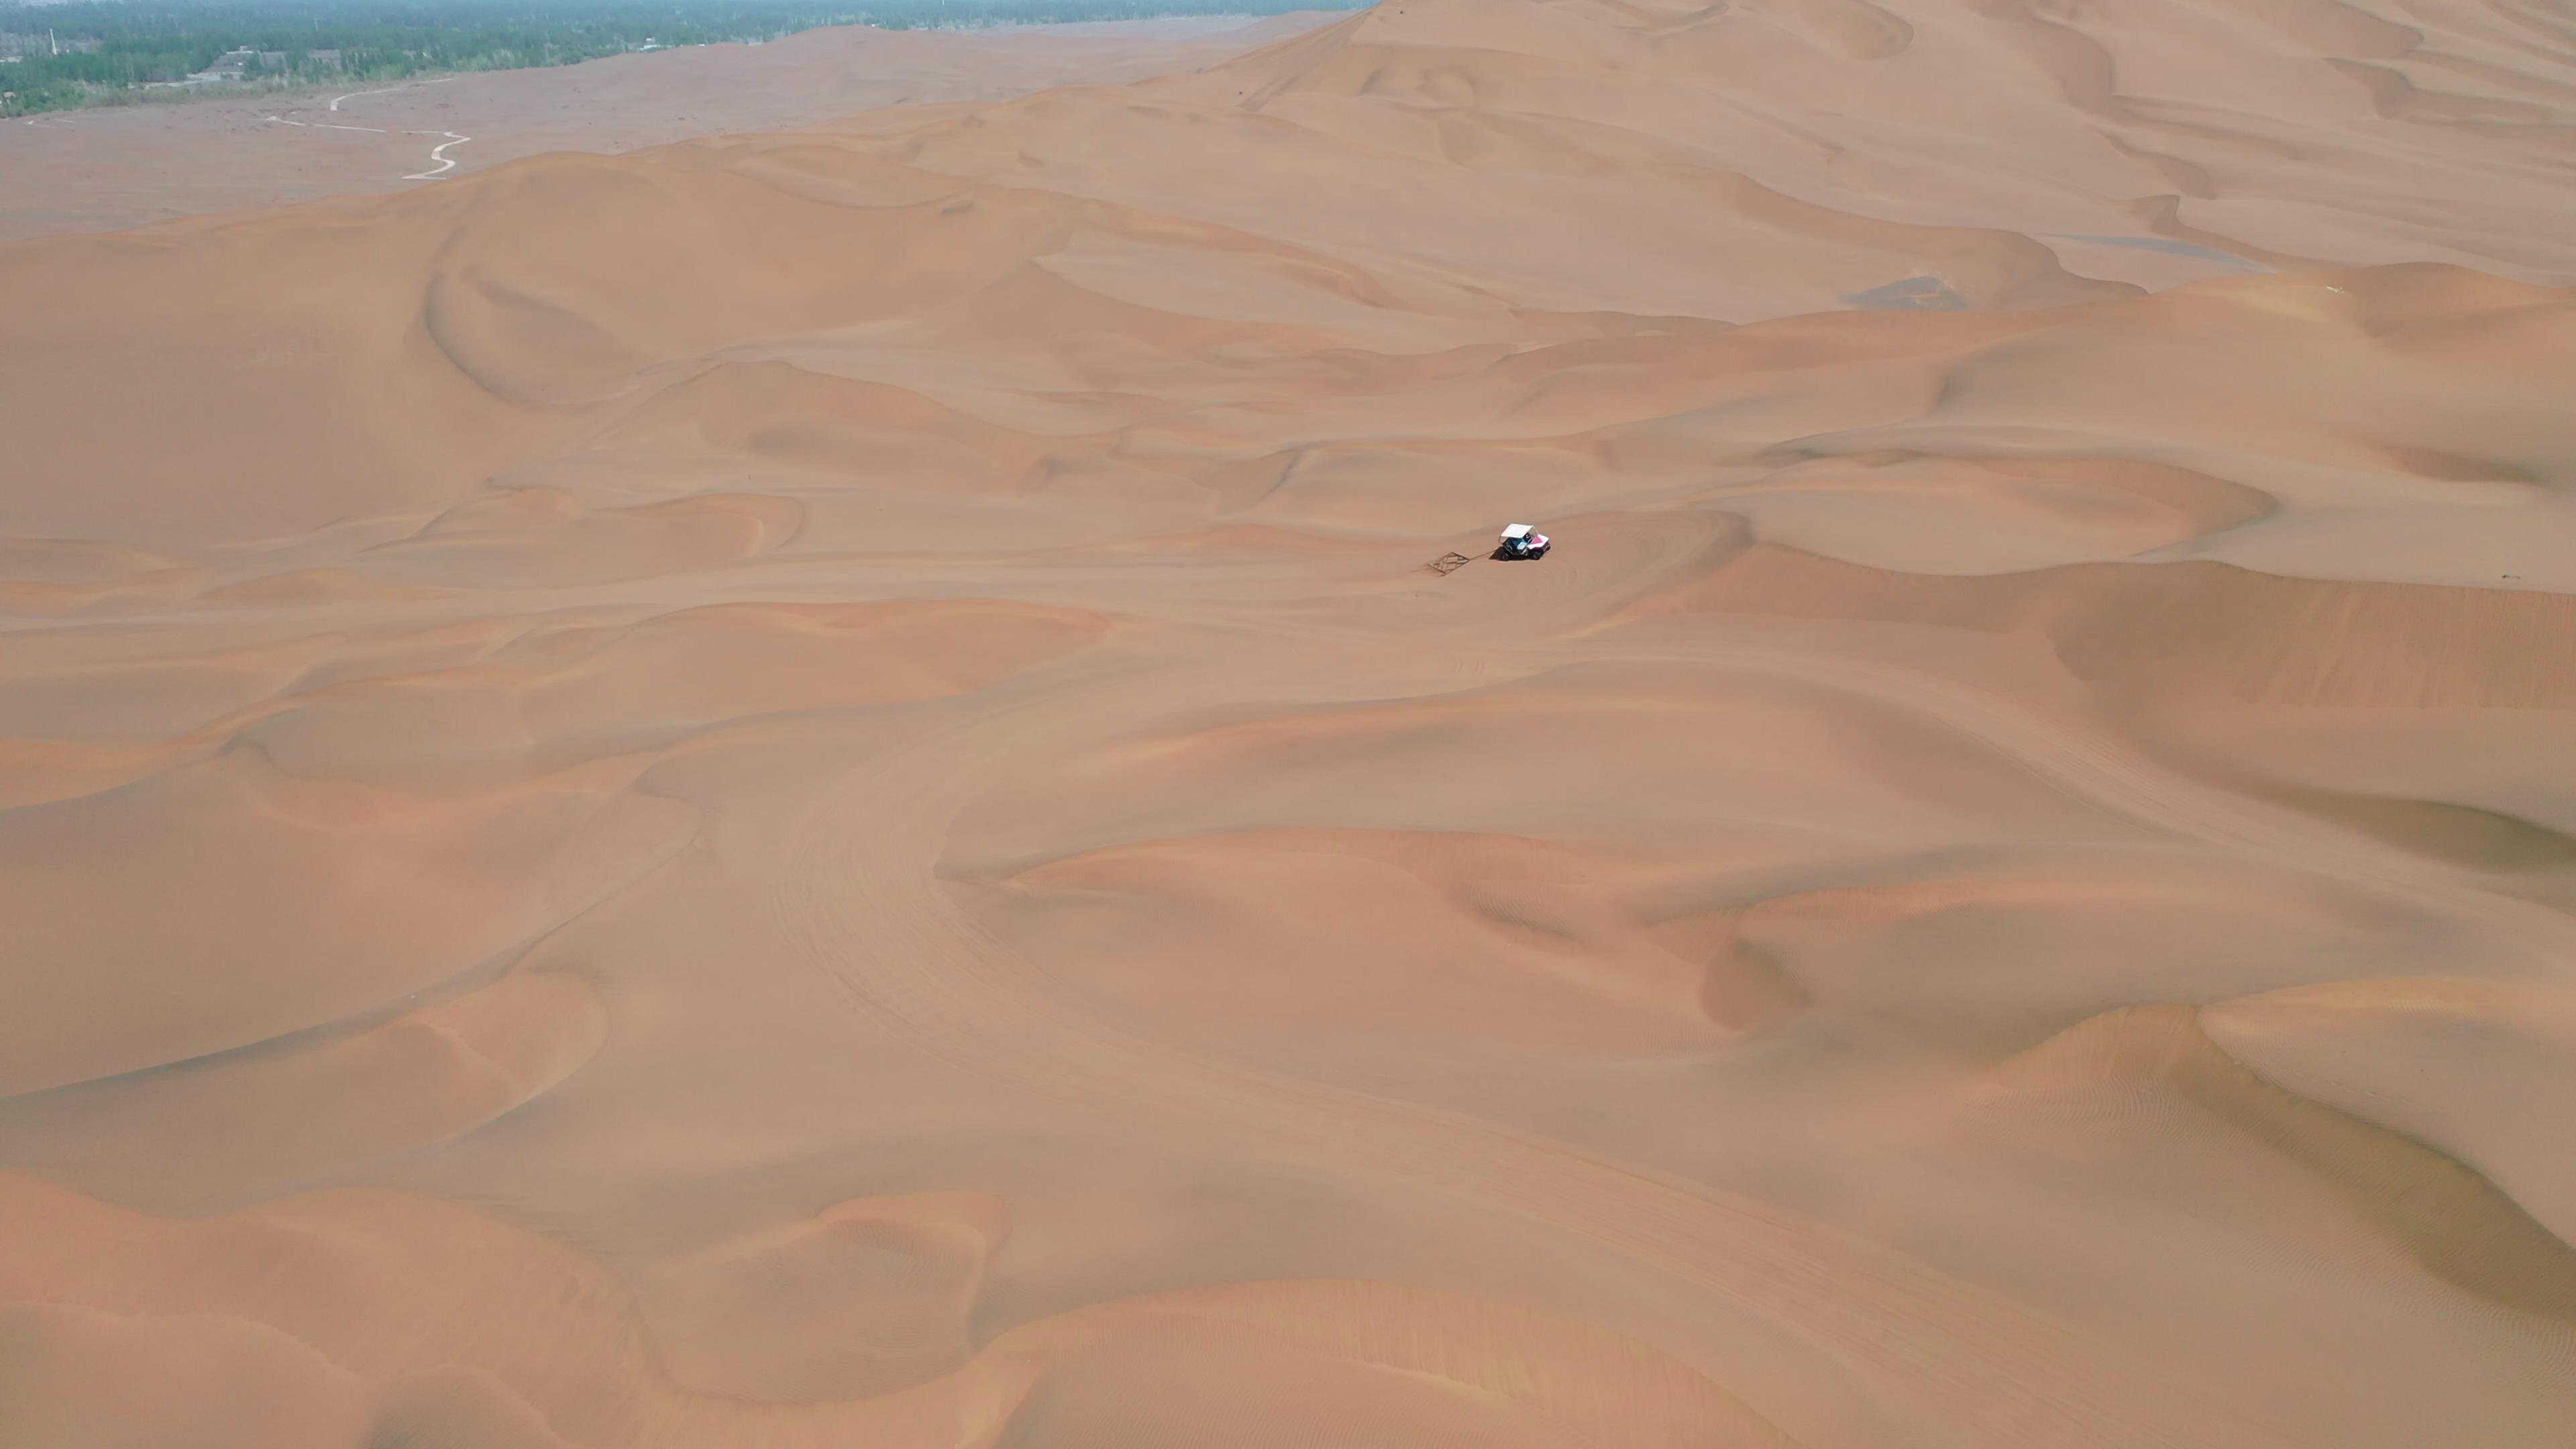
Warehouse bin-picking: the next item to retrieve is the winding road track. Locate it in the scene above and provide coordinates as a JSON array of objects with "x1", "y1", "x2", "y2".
[{"x1": 264, "y1": 74, "x2": 468, "y2": 181}]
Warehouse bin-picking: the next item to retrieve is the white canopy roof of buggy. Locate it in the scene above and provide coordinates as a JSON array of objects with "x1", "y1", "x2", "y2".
[{"x1": 1500, "y1": 523, "x2": 1535, "y2": 539}]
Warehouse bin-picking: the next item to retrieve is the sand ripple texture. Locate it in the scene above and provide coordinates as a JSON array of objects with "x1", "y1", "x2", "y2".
[{"x1": 3, "y1": 1, "x2": 2576, "y2": 1446}]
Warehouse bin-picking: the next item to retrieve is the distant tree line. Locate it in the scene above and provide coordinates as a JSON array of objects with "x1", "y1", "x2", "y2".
[{"x1": 0, "y1": 0, "x2": 1355, "y2": 114}]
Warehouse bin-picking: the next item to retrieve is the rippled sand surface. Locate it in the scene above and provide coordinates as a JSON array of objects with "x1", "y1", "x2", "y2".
[{"x1": 3, "y1": 2, "x2": 2574, "y2": 1444}]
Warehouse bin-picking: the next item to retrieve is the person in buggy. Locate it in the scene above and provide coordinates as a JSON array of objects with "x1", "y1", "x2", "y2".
[{"x1": 1495, "y1": 523, "x2": 1551, "y2": 560}]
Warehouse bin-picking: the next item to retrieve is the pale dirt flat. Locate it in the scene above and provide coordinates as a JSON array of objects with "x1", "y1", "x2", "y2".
[
  {"x1": 0, "y1": 14, "x2": 1338, "y2": 241},
  {"x1": 1, "y1": 2, "x2": 2575, "y2": 1446}
]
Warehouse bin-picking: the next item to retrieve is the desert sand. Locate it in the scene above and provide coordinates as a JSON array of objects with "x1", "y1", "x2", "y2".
[{"x1": 2, "y1": 1, "x2": 2575, "y2": 1445}]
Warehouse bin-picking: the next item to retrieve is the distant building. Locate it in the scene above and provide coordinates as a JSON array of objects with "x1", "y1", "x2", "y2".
[{"x1": 191, "y1": 46, "x2": 256, "y2": 82}]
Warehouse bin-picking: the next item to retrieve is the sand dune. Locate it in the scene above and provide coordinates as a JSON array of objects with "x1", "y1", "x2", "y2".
[{"x1": 3, "y1": 0, "x2": 2575, "y2": 1444}]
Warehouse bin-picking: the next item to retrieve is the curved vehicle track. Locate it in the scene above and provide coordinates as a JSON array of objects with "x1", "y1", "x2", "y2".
[{"x1": 264, "y1": 75, "x2": 467, "y2": 182}]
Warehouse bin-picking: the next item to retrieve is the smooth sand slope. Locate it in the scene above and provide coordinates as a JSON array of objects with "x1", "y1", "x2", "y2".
[{"x1": 3, "y1": 1, "x2": 2575, "y2": 1445}]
